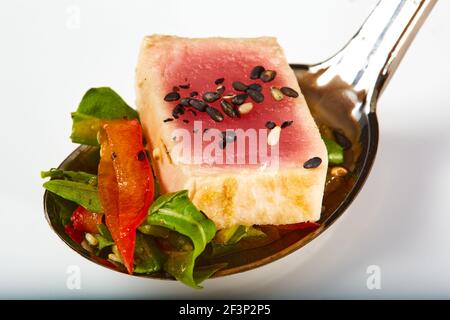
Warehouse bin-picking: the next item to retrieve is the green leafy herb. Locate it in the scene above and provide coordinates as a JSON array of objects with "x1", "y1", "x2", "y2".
[
  {"x1": 193, "y1": 263, "x2": 228, "y2": 285},
  {"x1": 41, "y1": 169, "x2": 97, "y2": 186},
  {"x1": 43, "y1": 180, "x2": 102, "y2": 212},
  {"x1": 95, "y1": 224, "x2": 115, "y2": 251},
  {"x1": 138, "y1": 224, "x2": 171, "y2": 238},
  {"x1": 139, "y1": 224, "x2": 193, "y2": 251},
  {"x1": 71, "y1": 87, "x2": 139, "y2": 146},
  {"x1": 167, "y1": 232, "x2": 193, "y2": 252},
  {"x1": 144, "y1": 190, "x2": 216, "y2": 288},
  {"x1": 134, "y1": 232, "x2": 166, "y2": 274},
  {"x1": 210, "y1": 243, "x2": 241, "y2": 257},
  {"x1": 49, "y1": 193, "x2": 77, "y2": 226},
  {"x1": 214, "y1": 225, "x2": 266, "y2": 245},
  {"x1": 323, "y1": 136, "x2": 344, "y2": 165}
]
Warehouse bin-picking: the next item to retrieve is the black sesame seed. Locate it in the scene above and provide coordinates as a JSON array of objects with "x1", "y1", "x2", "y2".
[
  {"x1": 215, "y1": 78, "x2": 225, "y2": 85},
  {"x1": 281, "y1": 120, "x2": 294, "y2": 128},
  {"x1": 265, "y1": 121, "x2": 276, "y2": 129},
  {"x1": 172, "y1": 104, "x2": 185, "y2": 119},
  {"x1": 190, "y1": 91, "x2": 199, "y2": 97},
  {"x1": 163, "y1": 118, "x2": 174, "y2": 122},
  {"x1": 231, "y1": 93, "x2": 248, "y2": 105},
  {"x1": 205, "y1": 106, "x2": 224, "y2": 122},
  {"x1": 260, "y1": 70, "x2": 277, "y2": 82},
  {"x1": 180, "y1": 97, "x2": 191, "y2": 106},
  {"x1": 216, "y1": 85, "x2": 225, "y2": 95},
  {"x1": 250, "y1": 65, "x2": 265, "y2": 80},
  {"x1": 111, "y1": 152, "x2": 117, "y2": 160},
  {"x1": 303, "y1": 157, "x2": 322, "y2": 169},
  {"x1": 189, "y1": 99, "x2": 208, "y2": 112},
  {"x1": 280, "y1": 87, "x2": 299, "y2": 98},
  {"x1": 333, "y1": 130, "x2": 352, "y2": 150},
  {"x1": 247, "y1": 89, "x2": 264, "y2": 103},
  {"x1": 179, "y1": 84, "x2": 190, "y2": 89},
  {"x1": 164, "y1": 91, "x2": 180, "y2": 102},
  {"x1": 247, "y1": 83, "x2": 262, "y2": 92},
  {"x1": 137, "y1": 150, "x2": 146, "y2": 161},
  {"x1": 183, "y1": 119, "x2": 189, "y2": 124},
  {"x1": 172, "y1": 86, "x2": 180, "y2": 92},
  {"x1": 221, "y1": 100, "x2": 239, "y2": 118},
  {"x1": 232, "y1": 81, "x2": 248, "y2": 92},
  {"x1": 203, "y1": 91, "x2": 220, "y2": 103}
]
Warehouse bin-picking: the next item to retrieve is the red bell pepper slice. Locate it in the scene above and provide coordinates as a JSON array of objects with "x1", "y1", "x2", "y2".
[
  {"x1": 71, "y1": 206, "x2": 103, "y2": 234},
  {"x1": 98, "y1": 119, "x2": 154, "y2": 274},
  {"x1": 64, "y1": 224, "x2": 84, "y2": 244}
]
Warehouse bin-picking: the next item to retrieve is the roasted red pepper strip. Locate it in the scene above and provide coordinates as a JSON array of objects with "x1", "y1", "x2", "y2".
[
  {"x1": 98, "y1": 119, "x2": 154, "y2": 274},
  {"x1": 71, "y1": 206, "x2": 103, "y2": 234},
  {"x1": 64, "y1": 224, "x2": 84, "y2": 244},
  {"x1": 277, "y1": 222, "x2": 321, "y2": 231}
]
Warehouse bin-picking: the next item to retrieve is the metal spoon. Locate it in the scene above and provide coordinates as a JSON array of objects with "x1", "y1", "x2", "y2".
[
  {"x1": 291, "y1": 0, "x2": 436, "y2": 234},
  {"x1": 43, "y1": 0, "x2": 437, "y2": 279}
]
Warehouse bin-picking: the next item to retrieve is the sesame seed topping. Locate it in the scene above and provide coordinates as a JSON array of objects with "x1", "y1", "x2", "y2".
[
  {"x1": 281, "y1": 120, "x2": 293, "y2": 128},
  {"x1": 303, "y1": 157, "x2": 322, "y2": 169},
  {"x1": 215, "y1": 78, "x2": 225, "y2": 85}
]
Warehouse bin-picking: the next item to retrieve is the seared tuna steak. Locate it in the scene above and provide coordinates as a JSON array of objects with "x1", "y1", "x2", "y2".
[{"x1": 136, "y1": 35, "x2": 327, "y2": 229}]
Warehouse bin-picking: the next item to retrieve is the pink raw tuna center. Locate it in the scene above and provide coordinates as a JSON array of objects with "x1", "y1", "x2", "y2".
[{"x1": 162, "y1": 48, "x2": 312, "y2": 167}]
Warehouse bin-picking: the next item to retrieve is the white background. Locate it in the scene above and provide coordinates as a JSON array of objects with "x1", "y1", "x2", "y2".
[{"x1": 1, "y1": 0, "x2": 449, "y2": 299}]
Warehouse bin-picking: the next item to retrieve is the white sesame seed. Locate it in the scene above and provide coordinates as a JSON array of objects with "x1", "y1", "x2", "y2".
[
  {"x1": 81, "y1": 240, "x2": 94, "y2": 253},
  {"x1": 268, "y1": 126, "x2": 281, "y2": 146},
  {"x1": 222, "y1": 94, "x2": 236, "y2": 99},
  {"x1": 270, "y1": 87, "x2": 284, "y2": 101},
  {"x1": 238, "y1": 102, "x2": 253, "y2": 114},
  {"x1": 85, "y1": 233, "x2": 98, "y2": 246},
  {"x1": 108, "y1": 253, "x2": 123, "y2": 264}
]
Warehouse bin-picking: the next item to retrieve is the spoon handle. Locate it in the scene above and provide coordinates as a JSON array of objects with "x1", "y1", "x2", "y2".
[{"x1": 324, "y1": 0, "x2": 436, "y2": 107}]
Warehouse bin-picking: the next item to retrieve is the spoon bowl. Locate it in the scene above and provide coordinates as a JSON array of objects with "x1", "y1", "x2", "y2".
[{"x1": 44, "y1": 0, "x2": 436, "y2": 280}]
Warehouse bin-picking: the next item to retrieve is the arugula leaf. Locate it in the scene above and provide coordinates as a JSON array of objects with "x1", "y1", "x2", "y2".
[
  {"x1": 43, "y1": 180, "x2": 102, "y2": 212},
  {"x1": 71, "y1": 87, "x2": 139, "y2": 146},
  {"x1": 144, "y1": 190, "x2": 216, "y2": 288},
  {"x1": 214, "y1": 225, "x2": 266, "y2": 245},
  {"x1": 247, "y1": 227, "x2": 266, "y2": 238},
  {"x1": 168, "y1": 232, "x2": 193, "y2": 252},
  {"x1": 210, "y1": 243, "x2": 241, "y2": 258},
  {"x1": 139, "y1": 224, "x2": 193, "y2": 251},
  {"x1": 138, "y1": 224, "x2": 171, "y2": 238},
  {"x1": 323, "y1": 136, "x2": 344, "y2": 165},
  {"x1": 193, "y1": 263, "x2": 228, "y2": 285},
  {"x1": 134, "y1": 232, "x2": 166, "y2": 274},
  {"x1": 49, "y1": 193, "x2": 77, "y2": 226},
  {"x1": 95, "y1": 224, "x2": 114, "y2": 251},
  {"x1": 41, "y1": 169, "x2": 97, "y2": 186}
]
